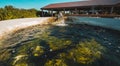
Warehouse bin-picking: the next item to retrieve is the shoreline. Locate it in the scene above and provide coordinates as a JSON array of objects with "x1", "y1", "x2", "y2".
[
  {"x1": 0, "y1": 16, "x2": 120, "y2": 39},
  {"x1": 0, "y1": 17, "x2": 52, "y2": 39},
  {"x1": 1, "y1": 22, "x2": 120, "y2": 49}
]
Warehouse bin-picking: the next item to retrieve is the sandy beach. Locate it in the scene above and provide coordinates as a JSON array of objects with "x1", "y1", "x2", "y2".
[{"x1": 0, "y1": 17, "x2": 51, "y2": 37}]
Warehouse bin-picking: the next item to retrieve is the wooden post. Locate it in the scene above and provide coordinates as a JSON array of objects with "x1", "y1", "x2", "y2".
[
  {"x1": 48, "y1": 10, "x2": 50, "y2": 14},
  {"x1": 51, "y1": 10, "x2": 53, "y2": 17},
  {"x1": 41, "y1": 9, "x2": 44, "y2": 17},
  {"x1": 91, "y1": 6, "x2": 95, "y2": 14},
  {"x1": 75, "y1": 8, "x2": 78, "y2": 14},
  {"x1": 79, "y1": 9, "x2": 81, "y2": 14},
  {"x1": 70, "y1": 10, "x2": 72, "y2": 15},
  {"x1": 110, "y1": 7, "x2": 114, "y2": 14},
  {"x1": 63, "y1": 9, "x2": 65, "y2": 14}
]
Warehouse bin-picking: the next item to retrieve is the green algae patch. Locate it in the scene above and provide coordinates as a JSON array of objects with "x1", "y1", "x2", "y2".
[{"x1": 0, "y1": 22, "x2": 120, "y2": 66}]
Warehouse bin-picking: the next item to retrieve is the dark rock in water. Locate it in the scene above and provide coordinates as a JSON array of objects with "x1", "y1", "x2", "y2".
[
  {"x1": 118, "y1": 46, "x2": 120, "y2": 49},
  {"x1": 28, "y1": 35, "x2": 34, "y2": 38},
  {"x1": 108, "y1": 43, "x2": 112, "y2": 45},
  {"x1": 11, "y1": 49, "x2": 16, "y2": 54},
  {"x1": 116, "y1": 50, "x2": 119, "y2": 53},
  {"x1": 80, "y1": 33, "x2": 84, "y2": 36},
  {"x1": 49, "y1": 49, "x2": 53, "y2": 52}
]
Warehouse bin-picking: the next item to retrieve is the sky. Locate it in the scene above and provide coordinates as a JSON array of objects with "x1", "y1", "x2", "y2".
[{"x1": 0, "y1": 0, "x2": 82, "y2": 10}]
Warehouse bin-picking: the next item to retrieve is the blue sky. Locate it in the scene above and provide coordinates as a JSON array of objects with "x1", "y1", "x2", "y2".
[{"x1": 0, "y1": 0, "x2": 82, "y2": 10}]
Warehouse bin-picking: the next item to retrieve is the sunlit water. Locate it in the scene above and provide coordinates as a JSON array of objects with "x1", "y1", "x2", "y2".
[
  {"x1": 74, "y1": 17, "x2": 120, "y2": 31},
  {"x1": 56, "y1": 19, "x2": 68, "y2": 26}
]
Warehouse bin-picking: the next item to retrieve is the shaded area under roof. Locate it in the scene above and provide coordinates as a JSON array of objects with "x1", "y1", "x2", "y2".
[{"x1": 41, "y1": 0, "x2": 120, "y2": 9}]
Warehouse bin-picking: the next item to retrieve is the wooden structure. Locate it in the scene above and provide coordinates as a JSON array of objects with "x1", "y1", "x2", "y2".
[{"x1": 41, "y1": 0, "x2": 120, "y2": 17}]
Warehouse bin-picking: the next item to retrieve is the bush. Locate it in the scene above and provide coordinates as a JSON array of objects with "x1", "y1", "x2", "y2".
[{"x1": 0, "y1": 5, "x2": 38, "y2": 21}]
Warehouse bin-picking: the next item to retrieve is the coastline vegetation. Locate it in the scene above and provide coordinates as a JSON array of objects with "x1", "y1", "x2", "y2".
[{"x1": 0, "y1": 5, "x2": 38, "y2": 21}]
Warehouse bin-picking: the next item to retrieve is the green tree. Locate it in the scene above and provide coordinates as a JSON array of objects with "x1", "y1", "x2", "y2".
[{"x1": 0, "y1": 5, "x2": 38, "y2": 21}]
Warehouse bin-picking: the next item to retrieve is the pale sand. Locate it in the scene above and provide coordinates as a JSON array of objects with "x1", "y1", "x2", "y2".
[{"x1": 0, "y1": 17, "x2": 51, "y2": 37}]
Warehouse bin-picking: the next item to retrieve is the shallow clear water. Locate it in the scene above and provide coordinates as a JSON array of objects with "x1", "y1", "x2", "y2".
[{"x1": 75, "y1": 17, "x2": 120, "y2": 31}]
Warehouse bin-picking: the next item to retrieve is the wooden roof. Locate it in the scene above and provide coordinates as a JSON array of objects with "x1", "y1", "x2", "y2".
[{"x1": 41, "y1": 0, "x2": 120, "y2": 10}]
